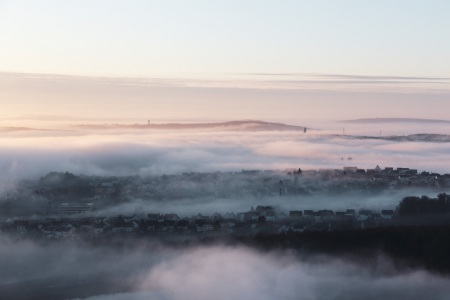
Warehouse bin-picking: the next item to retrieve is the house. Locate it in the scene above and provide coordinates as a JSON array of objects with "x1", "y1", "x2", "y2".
[
  {"x1": 112, "y1": 223, "x2": 134, "y2": 233},
  {"x1": 223, "y1": 212, "x2": 236, "y2": 221},
  {"x1": 265, "y1": 211, "x2": 276, "y2": 222},
  {"x1": 220, "y1": 220, "x2": 236, "y2": 233},
  {"x1": 195, "y1": 213, "x2": 208, "y2": 221},
  {"x1": 278, "y1": 212, "x2": 288, "y2": 221},
  {"x1": 304, "y1": 210, "x2": 314, "y2": 218},
  {"x1": 397, "y1": 168, "x2": 410, "y2": 175},
  {"x1": 236, "y1": 212, "x2": 246, "y2": 222},
  {"x1": 93, "y1": 222, "x2": 105, "y2": 234},
  {"x1": 176, "y1": 219, "x2": 190, "y2": 232},
  {"x1": 111, "y1": 215, "x2": 135, "y2": 233},
  {"x1": 124, "y1": 215, "x2": 140, "y2": 223},
  {"x1": 381, "y1": 210, "x2": 394, "y2": 220},
  {"x1": 15, "y1": 220, "x2": 28, "y2": 234},
  {"x1": 289, "y1": 211, "x2": 303, "y2": 219},
  {"x1": 41, "y1": 225, "x2": 74, "y2": 238},
  {"x1": 195, "y1": 219, "x2": 214, "y2": 232},
  {"x1": 80, "y1": 218, "x2": 96, "y2": 231},
  {"x1": 164, "y1": 213, "x2": 180, "y2": 221},
  {"x1": 318, "y1": 210, "x2": 334, "y2": 218},
  {"x1": 210, "y1": 212, "x2": 223, "y2": 221},
  {"x1": 335, "y1": 212, "x2": 348, "y2": 220},
  {"x1": 406, "y1": 169, "x2": 418, "y2": 175},
  {"x1": 237, "y1": 211, "x2": 258, "y2": 221},
  {"x1": 146, "y1": 220, "x2": 159, "y2": 232},
  {"x1": 359, "y1": 209, "x2": 372, "y2": 216},
  {"x1": 54, "y1": 226, "x2": 74, "y2": 238},
  {"x1": 289, "y1": 224, "x2": 304, "y2": 233},
  {"x1": 255, "y1": 205, "x2": 274, "y2": 213},
  {"x1": 160, "y1": 220, "x2": 176, "y2": 233},
  {"x1": 343, "y1": 167, "x2": 358, "y2": 173},
  {"x1": 241, "y1": 170, "x2": 262, "y2": 175},
  {"x1": 356, "y1": 209, "x2": 372, "y2": 221},
  {"x1": 147, "y1": 213, "x2": 161, "y2": 222}
]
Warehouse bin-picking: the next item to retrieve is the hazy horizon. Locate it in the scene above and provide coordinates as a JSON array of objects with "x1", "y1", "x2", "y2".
[{"x1": 1, "y1": 71, "x2": 450, "y2": 127}]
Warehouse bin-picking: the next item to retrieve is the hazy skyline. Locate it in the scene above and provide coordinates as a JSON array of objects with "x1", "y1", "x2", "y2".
[{"x1": 1, "y1": 72, "x2": 450, "y2": 124}]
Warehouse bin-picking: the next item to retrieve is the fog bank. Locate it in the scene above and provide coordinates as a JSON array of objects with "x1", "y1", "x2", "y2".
[
  {"x1": 88, "y1": 246, "x2": 450, "y2": 300},
  {"x1": 1, "y1": 126, "x2": 449, "y2": 185},
  {"x1": 1, "y1": 232, "x2": 450, "y2": 300}
]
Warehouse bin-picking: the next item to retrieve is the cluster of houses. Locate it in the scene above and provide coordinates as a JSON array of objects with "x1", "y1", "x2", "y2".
[
  {"x1": 7, "y1": 167, "x2": 449, "y2": 217},
  {"x1": 1, "y1": 205, "x2": 397, "y2": 239},
  {"x1": 336, "y1": 165, "x2": 449, "y2": 187},
  {"x1": 39, "y1": 166, "x2": 450, "y2": 201}
]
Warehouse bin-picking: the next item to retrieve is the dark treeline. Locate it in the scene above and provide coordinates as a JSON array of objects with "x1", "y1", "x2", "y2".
[
  {"x1": 59, "y1": 225, "x2": 450, "y2": 275},
  {"x1": 43, "y1": 223, "x2": 450, "y2": 276},
  {"x1": 234, "y1": 225, "x2": 450, "y2": 274},
  {"x1": 397, "y1": 193, "x2": 450, "y2": 216}
]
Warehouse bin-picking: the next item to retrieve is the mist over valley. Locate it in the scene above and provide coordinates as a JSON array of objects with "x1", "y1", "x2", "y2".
[
  {"x1": 1, "y1": 120, "x2": 450, "y2": 299},
  {"x1": 2, "y1": 1, "x2": 450, "y2": 297}
]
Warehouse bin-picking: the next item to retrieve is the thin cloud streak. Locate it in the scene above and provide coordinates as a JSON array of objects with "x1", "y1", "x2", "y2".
[
  {"x1": 2, "y1": 71, "x2": 450, "y2": 92},
  {"x1": 2, "y1": 71, "x2": 450, "y2": 123}
]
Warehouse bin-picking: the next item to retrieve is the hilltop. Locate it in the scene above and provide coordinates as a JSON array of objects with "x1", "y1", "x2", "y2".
[
  {"x1": 74, "y1": 120, "x2": 307, "y2": 131},
  {"x1": 342, "y1": 133, "x2": 450, "y2": 143},
  {"x1": 0, "y1": 126, "x2": 41, "y2": 132},
  {"x1": 342, "y1": 118, "x2": 450, "y2": 124}
]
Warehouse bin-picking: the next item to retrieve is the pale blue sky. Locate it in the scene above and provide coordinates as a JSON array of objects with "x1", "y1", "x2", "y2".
[{"x1": 1, "y1": 0, "x2": 450, "y2": 78}]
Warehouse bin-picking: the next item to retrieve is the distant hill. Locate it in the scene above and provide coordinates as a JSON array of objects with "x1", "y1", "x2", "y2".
[
  {"x1": 0, "y1": 126, "x2": 39, "y2": 132},
  {"x1": 342, "y1": 118, "x2": 450, "y2": 124},
  {"x1": 74, "y1": 120, "x2": 307, "y2": 131},
  {"x1": 343, "y1": 133, "x2": 450, "y2": 143}
]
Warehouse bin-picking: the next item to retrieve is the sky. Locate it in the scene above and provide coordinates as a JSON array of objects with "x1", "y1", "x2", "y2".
[
  {"x1": 1, "y1": 1, "x2": 450, "y2": 121},
  {"x1": 1, "y1": 0, "x2": 450, "y2": 78}
]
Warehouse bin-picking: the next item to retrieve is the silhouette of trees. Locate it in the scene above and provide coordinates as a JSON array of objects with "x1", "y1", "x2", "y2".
[{"x1": 398, "y1": 194, "x2": 450, "y2": 216}]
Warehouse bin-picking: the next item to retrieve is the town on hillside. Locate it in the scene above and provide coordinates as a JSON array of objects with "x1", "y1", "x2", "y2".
[
  {"x1": 1, "y1": 165, "x2": 449, "y2": 219},
  {"x1": 3, "y1": 193, "x2": 450, "y2": 239},
  {"x1": 1, "y1": 165, "x2": 450, "y2": 240}
]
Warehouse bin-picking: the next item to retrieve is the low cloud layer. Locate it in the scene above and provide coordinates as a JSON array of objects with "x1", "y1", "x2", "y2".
[
  {"x1": 93, "y1": 189, "x2": 435, "y2": 218},
  {"x1": 134, "y1": 247, "x2": 450, "y2": 300},
  {"x1": 1, "y1": 124, "x2": 449, "y2": 185},
  {"x1": 79, "y1": 245, "x2": 450, "y2": 300},
  {"x1": 1, "y1": 233, "x2": 450, "y2": 300}
]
